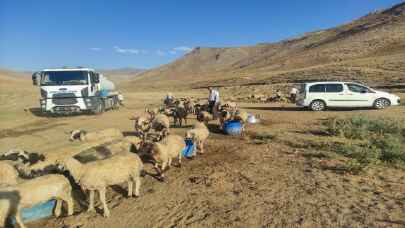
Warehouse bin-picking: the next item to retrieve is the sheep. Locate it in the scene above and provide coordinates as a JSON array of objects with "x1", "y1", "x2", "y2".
[
  {"x1": 0, "y1": 161, "x2": 19, "y2": 186},
  {"x1": 130, "y1": 116, "x2": 151, "y2": 141},
  {"x1": 0, "y1": 149, "x2": 45, "y2": 166},
  {"x1": 70, "y1": 128, "x2": 123, "y2": 142},
  {"x1": 150, "y1": 114, "x2": 170, "y2": 141},
  {"x1": 184, "y1": 99, "x2": 196, "y2": 114},
  {"x1": 221, "y1": 102, "x2": 237, "y2": 112},
  {"x1": 125, "y1": 136, "x2": 143, "y2": 152},
  {"x1": 150, "y1": 135, "x2": 185, "y2": 179},
  {"x1": 234, "y1": 110, "x2": 249, "y2": 133},
  {"x1": 194, "y1": 102, "x2": 209, "y2": 116},
  {"x1": 172, "y1": 102, "x2": 188, "y2": 127},
  {"x1": 185, "y1": 122, "x2": 210, "y2": 156},
  {"x1": 218, "y1": 109, "x2": 233, "y2": 130},
  {"x1": 0, "y1": 174, "x2": 74, "y2": 228},
  {"x1": 69, "y1": 129, "x2": 87, "y2": 141},
  {"x1": 61, "y1": 152, "x2": 144, "y2": 217},
  {"x1": 145, "y1": 107, "x2": 159, "y2": 120},
  {"x1": 197, "y1": 111, "x2": 213, "y2": 125}
]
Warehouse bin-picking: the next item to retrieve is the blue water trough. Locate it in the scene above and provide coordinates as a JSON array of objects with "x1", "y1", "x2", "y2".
[
  {"x1": 223, "y1": 120, "x2": 243, "y2": 136},
  {"x1": 182, "y1": 139, "x2": 195, "y2": 158},
  {"x1": 12, "y1": 200, "x2": 56, "y2": 224}
]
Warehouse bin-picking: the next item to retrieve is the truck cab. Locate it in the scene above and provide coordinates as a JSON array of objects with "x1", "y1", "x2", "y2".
[{"x1": 32, "y1": 68, "x2": 119, "y2": 115}]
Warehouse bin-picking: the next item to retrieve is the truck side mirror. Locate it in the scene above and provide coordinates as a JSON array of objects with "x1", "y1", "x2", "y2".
[
  {"x1": 94, "y1": 74, "x2": 100, "y2": 83},
  {"x1": 32, "y1": 72, "x2": 41, "y2": 86}
]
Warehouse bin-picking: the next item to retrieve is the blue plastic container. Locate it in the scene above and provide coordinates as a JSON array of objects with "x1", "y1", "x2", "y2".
[
  {"x1": 99, "y1": 89, "x2": 109, "y2": 97},
  {"x1": 182, "y1": 139, "x2": 195, "y2": 158},
  {"x1": 223, "y1": 120, "x2": 243, "y2": 136},
  {"x1": 12, "y1": 200, "x2": 56, "y2": 223}
]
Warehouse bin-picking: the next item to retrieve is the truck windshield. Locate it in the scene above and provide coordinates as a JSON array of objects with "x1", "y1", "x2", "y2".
[{"x1": 41, "y1": 71, "x2": 89, "y2": 86}]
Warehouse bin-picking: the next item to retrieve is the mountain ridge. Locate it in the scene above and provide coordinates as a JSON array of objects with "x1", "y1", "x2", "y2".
[{"x1": 132, "y1": 2, "x2": 405, "y2": 89}]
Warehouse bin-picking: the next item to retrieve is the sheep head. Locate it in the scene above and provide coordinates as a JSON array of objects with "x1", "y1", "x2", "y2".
[{"x1": 59, "y1": 158, "x2": 84, "y2": 182}]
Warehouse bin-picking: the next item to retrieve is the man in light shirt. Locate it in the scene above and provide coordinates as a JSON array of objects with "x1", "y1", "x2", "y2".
[
  {"x1": 207, "y1": 87, "x2": 220, "y2": 116},
  {"x1": 289, "y1": 87, "x2": 298, "y2": 103},
  {"x1": 164, "y1": 92, "x2": 174, "y2": 107}
]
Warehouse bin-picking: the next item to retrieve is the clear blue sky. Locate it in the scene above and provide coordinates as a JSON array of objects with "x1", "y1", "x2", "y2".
[{"x1": 0, "y1": 0, "x2": 403, "y2": 71}]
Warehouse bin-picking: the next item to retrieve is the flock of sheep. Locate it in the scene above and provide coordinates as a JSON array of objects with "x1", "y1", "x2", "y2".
[{"x1": 0, "y1": 97, "x2": 249, "y2": 228}]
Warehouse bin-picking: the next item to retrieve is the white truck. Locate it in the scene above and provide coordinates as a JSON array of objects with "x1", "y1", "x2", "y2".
[{"x1": 32, "y1": 67, "x2": 120, "y2": 115}]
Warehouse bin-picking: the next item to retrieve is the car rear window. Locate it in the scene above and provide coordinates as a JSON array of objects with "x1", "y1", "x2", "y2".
[
  {"x1": 326, "y1": 84, "x2": 343, "y2": 93},
  {"x1": 309, "y1": 84, "x2": 326, "y2": 93}
]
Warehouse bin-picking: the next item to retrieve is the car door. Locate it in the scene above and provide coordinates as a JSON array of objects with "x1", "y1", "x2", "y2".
[
  {"x1": 342, "y1": 83, "x2": 374, "y2": 107},
  {"x1": 324, "y1": 83, "x2": 345, "y2": 107},
  {"x1": 307, "y1": 84, "x2": 326, "y2": 105}
]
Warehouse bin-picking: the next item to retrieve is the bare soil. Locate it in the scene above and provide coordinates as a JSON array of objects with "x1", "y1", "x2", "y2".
[{"x1": 1, "y1": 79, "x2": 405, "y2": 228}]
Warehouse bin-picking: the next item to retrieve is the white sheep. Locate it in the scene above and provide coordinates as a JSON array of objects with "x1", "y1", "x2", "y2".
[
  {"x1": 151, "y1": 114, "x2": 170, "y2": 140},
  {"x1": 124, "y1": 136, "x2": 143, "y2": 151},
  {"x1": 150, "y1": 135, "x2": 185, "y2": 179},
  {"x1": 185, "y1": 122, "x2": 210, "y2": 155},
  {"x1": 70, "y1": 128, "x2": 123, "y2": 142},
  {"x1": 0, "y1": 174, "x2": 74, "y2": 228},
  {"x1": 61, "y1": 152, "x2": 144, "y2": 217},
  {"x1": 145, "y1": 107, "x2": 159, "y2": 120},
  {"x1": 184, "y1": 98, "x2": 195, "y2": 114},
  {"x1": 130, "y1": 116, "x2": 151, "y2": 141},
  {"x1": 221, "y1": 102, "x2": 237, "y2": 112},
  {"x1": 0, "y1": 161, "x2": 19, "y2": 186}
]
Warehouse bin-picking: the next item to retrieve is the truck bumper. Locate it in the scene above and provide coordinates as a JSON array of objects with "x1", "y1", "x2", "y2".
[{"x1": 42, "y1": 97, "x2": 95, "y2": 114}]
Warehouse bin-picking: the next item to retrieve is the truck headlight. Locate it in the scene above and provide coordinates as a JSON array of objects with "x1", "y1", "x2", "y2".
[
  {"x1": 40, "y1": 99, "x2": 46, "y2": 105},
  {"x1": 40, "y1": 89, "x2": 48, "y2": 99}
]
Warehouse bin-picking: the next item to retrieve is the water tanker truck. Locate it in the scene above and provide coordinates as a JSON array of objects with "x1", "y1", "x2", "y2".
[{"x1": 32, "y1": 67, "x2": 120, "y2": 115}]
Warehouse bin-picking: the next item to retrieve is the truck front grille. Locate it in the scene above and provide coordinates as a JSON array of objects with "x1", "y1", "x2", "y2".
[
  {"x1": 53, "y1": 98, "x2": 78, "y2": 105},
  {"x1": 52, "y1": 93, "x2": 77, "y2": 105}
]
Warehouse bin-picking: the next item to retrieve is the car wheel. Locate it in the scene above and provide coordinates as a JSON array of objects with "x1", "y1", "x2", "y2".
[
  {"x1": 374, "y1": 98, "x2": 390, "y2": 110},
  {"x1": 310, "y1": 100, "x2": 326, "y2": 111}
]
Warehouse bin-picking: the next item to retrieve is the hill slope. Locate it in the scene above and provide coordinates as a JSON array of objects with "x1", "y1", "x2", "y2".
[{"x1": 133, "y1": 2, "x2": 405, "y2": 89}]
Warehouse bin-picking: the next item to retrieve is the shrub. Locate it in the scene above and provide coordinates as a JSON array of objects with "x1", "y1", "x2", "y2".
[
  {"x1": 335, "y1": 143, "x2": 380, "y2": 166},
  {"x1": 325, "y1": 116, "x2": 405, "y2": 172},
  {"x1": 371, "y1": 135, "x2": 405, "y2": 163},
  {"x1": 326, "y1": 116, "x2": 404, "y2": 139}
]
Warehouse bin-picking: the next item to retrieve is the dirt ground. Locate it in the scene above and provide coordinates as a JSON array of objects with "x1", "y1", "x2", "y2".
[{"x1": 1, "y1": 81, "x2": 405, "y2": 228}]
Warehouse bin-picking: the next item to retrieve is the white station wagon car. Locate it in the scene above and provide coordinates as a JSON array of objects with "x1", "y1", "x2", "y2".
[{"x1": 296, "y1": 82, "x2": 400, "y2": 111}]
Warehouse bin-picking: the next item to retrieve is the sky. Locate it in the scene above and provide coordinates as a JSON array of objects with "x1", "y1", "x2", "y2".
[{"x1": 0, "y1": 0, "x2": 403, "y2": 71}]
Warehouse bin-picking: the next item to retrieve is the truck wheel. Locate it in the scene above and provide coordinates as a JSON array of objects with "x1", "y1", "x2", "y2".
[
  {"x1": 374, "y1": 98, "x2": 390, "y2": 110},
  {"x1": 94, "y1": 101, "x2": 105, "y2": 114},
  {"x1": 310, "y1": 100, "x2": 326, "y2": 111}
]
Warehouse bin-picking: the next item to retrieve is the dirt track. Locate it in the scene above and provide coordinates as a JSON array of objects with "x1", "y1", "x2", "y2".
[{"x1": 0, "y1": 89, "x2": 404, "y2": 228}]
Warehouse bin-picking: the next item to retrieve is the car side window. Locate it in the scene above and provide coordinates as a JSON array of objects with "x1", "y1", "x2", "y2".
[
  {"x1": 326, "y1": 84, "x2": 343, "y2": 93},
  {"x1": 309, "y1": 84, "x2": 326, "y2": 93},
  {"x1": 346, "y1": 83, "x2": 369, "y2": 93}
]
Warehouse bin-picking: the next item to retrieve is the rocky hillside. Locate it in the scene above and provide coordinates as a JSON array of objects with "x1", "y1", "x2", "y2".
[{"x1": 132, "y1": 2, "x2": 405, "y2": 89}]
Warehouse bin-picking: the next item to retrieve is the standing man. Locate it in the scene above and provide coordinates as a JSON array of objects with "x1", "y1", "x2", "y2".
[
  {"x1": 207, "y1": 87, "x2": 220, "y2": 117},
  {"x1": 289, "y1": 87, "x2": 298, "y2": 103},
  {"x1": 164, "y1": 92, "x2": 174, "y2": 107},
  {"x1": 117, "y1": 92, "x2": 124, "y2": 106}
]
